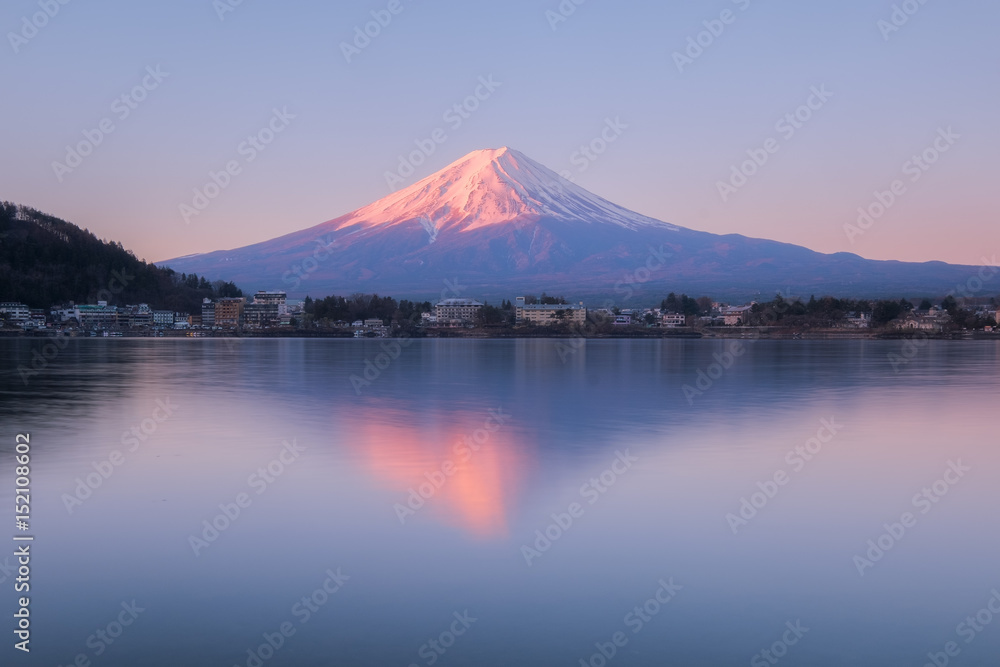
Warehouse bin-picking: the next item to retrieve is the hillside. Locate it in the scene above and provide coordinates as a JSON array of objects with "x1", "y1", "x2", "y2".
[{"x1": 0, "y1": 202, "x2": 241, "y2": 313}]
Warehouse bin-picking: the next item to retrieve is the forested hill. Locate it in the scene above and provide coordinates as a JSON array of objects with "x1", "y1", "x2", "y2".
[{"x1": 0, "y1": 202, "x2": 242, "y2": 313}]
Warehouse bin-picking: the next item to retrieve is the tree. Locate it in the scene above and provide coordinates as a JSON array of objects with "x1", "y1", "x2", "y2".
[
  {"x1": 681, "y1": 295, "x2": 699, "y2": 316},
  {"x1": 477, "y1": 304, "x2": 506, "y2": 326},
  {"x1": 0, "y1": 202, "x2": 248, "y2": 313},
  {"x1": 661, "y1": 293, "x2": 679, "y2": 313},
  {"x1": 871, "y1": 300, "x2": 904, "y2": 326}
]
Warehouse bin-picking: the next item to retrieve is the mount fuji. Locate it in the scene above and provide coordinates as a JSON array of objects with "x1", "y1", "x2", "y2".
[{"x1": 161, "y1": 147, "x2": 977, "y2": 301}]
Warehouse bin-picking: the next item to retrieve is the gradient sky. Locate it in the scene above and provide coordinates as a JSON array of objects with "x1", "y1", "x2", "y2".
[{"x1": 2, "y1": 0, "x2": 997, "y2": 266}]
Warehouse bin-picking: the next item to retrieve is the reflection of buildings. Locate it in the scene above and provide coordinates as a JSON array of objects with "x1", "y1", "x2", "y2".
[{"x1": 344, "y1": 405, "x2": 530, "y2": 538}]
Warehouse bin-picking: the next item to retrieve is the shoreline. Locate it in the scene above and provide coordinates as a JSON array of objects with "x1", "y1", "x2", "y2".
[{"x1": 2, "y1": 328, "x2": 997, "y2": 341}]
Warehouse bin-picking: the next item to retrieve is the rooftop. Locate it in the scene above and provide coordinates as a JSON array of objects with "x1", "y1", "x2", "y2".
[
  {"x1": 519, "y1": 304, "x2": 585, "y2": 310},
  {"x1": 436, "y1": 299, "x2": 484, "y2": 306}
]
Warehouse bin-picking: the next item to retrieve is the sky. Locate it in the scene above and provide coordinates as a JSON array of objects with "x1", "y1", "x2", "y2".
[{"x1": 2, "y1": 0, "x2": 997, "y2": 266}]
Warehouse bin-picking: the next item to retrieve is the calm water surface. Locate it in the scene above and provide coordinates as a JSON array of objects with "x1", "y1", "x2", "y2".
[{"x1": 1, "y1": 338, "x2": 998, "y2": 666}]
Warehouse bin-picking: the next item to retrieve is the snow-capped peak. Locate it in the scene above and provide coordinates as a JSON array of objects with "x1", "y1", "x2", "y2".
[{"x1": 332, "y1": 147, "x2": 678, "y2": 233}]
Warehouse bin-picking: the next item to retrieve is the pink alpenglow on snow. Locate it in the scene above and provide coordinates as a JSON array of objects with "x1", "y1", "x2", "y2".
[{"x1": 339, "y1": 147, "x2": 679, "y2": 234}]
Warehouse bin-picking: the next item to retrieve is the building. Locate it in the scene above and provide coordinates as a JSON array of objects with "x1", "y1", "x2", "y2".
[
  {"x1": 722, "y1": 306, "x2": 754, "y2": 326},
  {"x1": 895, "y1": 313, "x2": 947, "y2": 332},
  {"x1": 841, "y1": 312, "x2": 871, "y2": 329},
  {"x1": 153, "y1": 310, "x2": 175, "y2": 327},
  {"x1": 214, "y1": 297, "x2": 245, "y2": 327},
  {"x1": 244, "y1": 302, "x2": 279, "y2": 328},
  {"x1": 514, "y1": 297, "x2": 587, "y2": 325},
  {"x1": 0, "y1": 302, "x2": 30, "y2": 323},
  {"x1": 241, "y1": 291, "x2": 288, "y2": 328},
  {"x1": 201, "y1": 299, "x2": 216, "y2": 327},
  {"x1": 253, "y1": 291, "x2": 288, "y2": 313},
  {"x1": 662, "y1": 313, "x2": 686, "y2": 328},
  {"x1": 613, "y1": 314, "x2": 632, "y2": 326},
  {"x1": 51, "y1": 305, "x2": 79, "y2": 324},
  {"x1": 78, "y1": 302, "x2": 119, "y2": 329},
  {"x1": 435, "y1": 298, "x2": 484, "y2": 324},
  {"x1": 123, "y1": 304, "x2": 153, "y2": 328},
  {"x1": 24, "y1": 309, "x2": 47, "y2": 329}
]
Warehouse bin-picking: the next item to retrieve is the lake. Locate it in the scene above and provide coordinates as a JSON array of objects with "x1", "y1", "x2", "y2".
[{"x1": 1, "y1": 338, "x2": 998, "y2": 666}]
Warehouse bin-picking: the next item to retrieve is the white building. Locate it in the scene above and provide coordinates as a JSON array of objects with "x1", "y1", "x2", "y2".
[
  {"x1": 0, "y1": 302, "x2": 30, "y2": 323},
  {"x1": 51, "y1": 306, "x2": 80, "y2": 324},
  {"x1": 842, "y1": 312, "x2": 871, "y2": 329},
  {"x1": 153, "y1": 311, "x2": 175, "y2": 327},
  {"x1": 662, "y1": 313, "x2": 686, "y2": 328},
  {"x1": 201, "y1": 298, "x2": 216, "y2": 327}
]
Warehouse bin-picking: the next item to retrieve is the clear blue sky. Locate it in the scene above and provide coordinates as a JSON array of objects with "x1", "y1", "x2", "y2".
[{"x1": 2, "y1": 0, "x2": 997, "y2": 265}]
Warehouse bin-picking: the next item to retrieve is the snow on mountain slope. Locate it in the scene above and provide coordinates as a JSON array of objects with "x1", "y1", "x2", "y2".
[{"x1": 331, "y1": 147, "x2": 679, "y2": 234}]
